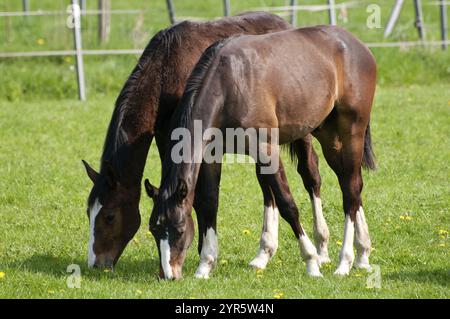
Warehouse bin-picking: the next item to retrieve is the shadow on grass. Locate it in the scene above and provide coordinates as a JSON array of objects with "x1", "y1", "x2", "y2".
[
  {"x1": 9, "y1": 254, "x2": 161, "y2": 283},
  {"x1": 385, "y1": 269, "x2": 450, "y2": 288}
]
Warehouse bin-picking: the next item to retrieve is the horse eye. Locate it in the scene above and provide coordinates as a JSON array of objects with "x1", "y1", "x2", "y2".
[{"x1": 105, "y1": 214, "x2": 115, "y2": 225}]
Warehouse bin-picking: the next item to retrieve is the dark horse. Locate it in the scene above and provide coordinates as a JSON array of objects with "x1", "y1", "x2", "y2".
[
  {"x1": 149, "y1": 25, "x2": 377, "y2": 279},
  {"x1": 81, "y1": 12, "x2": 329, "y2": 271}
]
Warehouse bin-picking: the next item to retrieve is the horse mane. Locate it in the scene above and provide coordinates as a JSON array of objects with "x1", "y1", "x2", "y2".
[
  {"x1": 178, "y1": 37, "x2": 231, "y2": 129},
  {"x1": 161, "y1": 38, "x2": 232, "y2": 199},
  {"x1": 100, "y1": 25, "x2": 183, "y2": 175}
]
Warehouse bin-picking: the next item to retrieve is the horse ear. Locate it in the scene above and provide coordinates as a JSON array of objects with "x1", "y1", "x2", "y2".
[
  {"x1": 103, "y1": 161, "x2": 118, "y2": 189},
  {"x1": 82, "y1": 160, "x2": 99, "y2": 184},
  {"x1": 175, "y1": 178, "x2": 188, "y2": 203},
  {"x1": 144, "y1": 179, "x2": 159, "y2": 200}
]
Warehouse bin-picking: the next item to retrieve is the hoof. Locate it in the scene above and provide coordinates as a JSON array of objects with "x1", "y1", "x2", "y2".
[
  {"x1": 306, "y1": 259, "x2": 323, "y2": 277},
  {"x1": 318, "y1": 254, "x2": 331, "y2": 265},
  {"x1": 194, "y1": 263, "x2": 212, "y2": 279},
  {"x1": 249, "y1": 255, "x2": 269, "y2": 270},
  {"x1": 354, "y1": 262, "x2": 372, "y2": 271},
  {"x1": 334, "y1": 264, "x2": 351, "y2": 276}
]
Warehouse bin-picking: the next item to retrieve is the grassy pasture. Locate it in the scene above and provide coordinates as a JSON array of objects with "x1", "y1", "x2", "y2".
[{"x1": 0, "y1": 0, "x2": 449, "y2": 298}]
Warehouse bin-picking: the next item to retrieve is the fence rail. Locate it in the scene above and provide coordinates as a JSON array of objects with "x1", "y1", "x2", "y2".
[{"x1": 0, "y1": 0, "x2": 448, "y2": 100}]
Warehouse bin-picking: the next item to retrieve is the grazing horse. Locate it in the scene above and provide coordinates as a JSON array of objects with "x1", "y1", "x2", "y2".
[
  {"x1": 149, "y1": 25, "x2": 377, "y2": 279},
  {"x1": 81, "y1": 12, "x2": 328, "y2": 270}
]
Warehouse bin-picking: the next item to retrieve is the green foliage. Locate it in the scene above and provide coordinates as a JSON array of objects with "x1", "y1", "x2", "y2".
[{"x1": 0, "y1": 0, "x2": 449, "y2": 101}]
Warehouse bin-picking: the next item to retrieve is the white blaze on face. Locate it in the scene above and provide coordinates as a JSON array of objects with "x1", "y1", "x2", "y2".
[
  {"x1": 160, "y1": 232, "x2": 173, "y2": 279},
  {"x1": 88, "y1": 198, "x2": 102, "y2": 268},
  {"x1": 195, "y1": 227, "x2": 218, "y2": 279},
  {"x1": 334, "y1": 214, "x2": 355, "y2": 276}
]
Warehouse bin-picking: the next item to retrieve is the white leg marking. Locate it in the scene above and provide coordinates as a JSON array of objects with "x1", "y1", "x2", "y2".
[
  {"x1": 88, "y1": 198, "x2": 102, "y2": 268},
  {"x1": 311, "y1": 194, "x2": 330, "y2": 264},
  {"x1": 195, "y1": 228, "x2": 218, "y2": 279},
  {"x1": 298, "y1": 232, "x2": 322, "y2": 277},
  {"x1": 249, "y1": 205, "x2": 279, "y2": 270},
  {"x1": 334, "y1": 215, "x2": 355, "y2": 276},
  {"x1": 160, "y1": 235, "x2": 173, "y2": 280},
  {"x1": 354, "y1": 206, "x2": 372, "y2": 270}
]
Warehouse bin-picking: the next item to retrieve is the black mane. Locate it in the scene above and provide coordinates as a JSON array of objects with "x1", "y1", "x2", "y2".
[
  {"x1": 161, "y1": 38, "x2": 232, "y2": 199},
  {"x1": 178, "y1": 38, "x2": 230, "y2": 130},
  {"x1": 100, "y1": 25, "x2": 182, "y2": 175}
]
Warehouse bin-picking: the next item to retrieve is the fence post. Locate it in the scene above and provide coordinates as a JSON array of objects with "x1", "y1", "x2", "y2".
[
  {"x1": 440, "y1": 0, "x2": 447, "y2": 50},
  {"x1": 327, "y1": 0, "x2": 336, "y2": 25},
  {"x1": 166, "y1": 0, "x2": 176, "y2": 25},
  {"x1": 413, "y1": 0, "x2": 425, "y2": 42},
  {"x1": 22, "y1": 0, "x2": 29, "y2": 13},
  {"x1": 290, "y1": 0, "x2": 297, "y2": 26},
  {"x1": 223, "y1": 0, "x2": 231, "y2": 17},
  {"x1": 80, "y1": 0, "x2": 86, "y2": 12},
  {"x1": 98, "y1": 0, "x2": 111, "y2": 43},
  {"x1": 384, "y1": 0, "x2": 404, "y2": 38},
  {"x1": 72, "y1": 0, "x2": 86, "y2": 101}
]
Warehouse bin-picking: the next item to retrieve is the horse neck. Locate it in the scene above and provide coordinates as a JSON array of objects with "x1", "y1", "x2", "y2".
[
  {"x1": 108, "y1": 55, "x2": 165, "y2": 188},
  {"x1": 166, "y1": 91, "x2": 223, "y2": 194}
]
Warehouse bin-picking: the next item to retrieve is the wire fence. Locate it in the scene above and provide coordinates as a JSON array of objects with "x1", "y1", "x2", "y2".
[{"x1": 0, "y1": 0, "x2": 448, "y2": 100}]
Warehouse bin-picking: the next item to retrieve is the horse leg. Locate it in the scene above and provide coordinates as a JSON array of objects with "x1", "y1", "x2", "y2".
[
  {"x1": 248, "y1": 160, "x2": 281, "y2": 270},
  {"x1": 314, "y1": 112, "x2": 372, "y2": 275},
  {"x1": 292, "y1": 136, "x2": 330, "y2": 264},
  {"x1": 257, "y1": 143, "x2": 322, "y2": 277},
  {"x1": 193, "y1": 162, "x2": 222, "y2": 279}
]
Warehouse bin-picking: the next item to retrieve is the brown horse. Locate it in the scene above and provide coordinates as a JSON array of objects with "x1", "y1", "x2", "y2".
[
  {"x1": 149, "y1": 25, "x2": 376, "y2": 279},
  {"x1": 82, "y1": 12, "x2": 329, "y2": 272}
]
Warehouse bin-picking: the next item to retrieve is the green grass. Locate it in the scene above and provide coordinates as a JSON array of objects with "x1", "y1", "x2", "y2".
[
  {"x1": 0, "y1": 84, "x2": 449, "y2": 298},
  {"x1": 0, "y1": 0, "x2": 449, "y2": 299}
]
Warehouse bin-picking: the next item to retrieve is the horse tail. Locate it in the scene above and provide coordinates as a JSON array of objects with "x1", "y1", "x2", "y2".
[{"x1": 362, "y1": 122, "x2": 376, "y2": 170}]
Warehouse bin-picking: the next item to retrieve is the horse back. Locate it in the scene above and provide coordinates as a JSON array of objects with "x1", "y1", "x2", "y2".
[{"x1": 209, "y1": 26, "x2": 376, "y2": 141}]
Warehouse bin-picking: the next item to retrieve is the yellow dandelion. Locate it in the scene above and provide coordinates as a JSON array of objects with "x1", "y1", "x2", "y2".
[
  {"x1": 438, "y1": 229, "x2": 448, "y2": 236},
  {"x1": 136, "y1": 289, "x2": 143, "y2": 294},
  {"x1": 336, "y1": 240, "x2": 343, "y2": 246},
  {"x1": 243, "y1": 229, "x2": 251, "y2": 235},
  {"x1": 219, "y1": 259, "x2": 228, "y2": 266},
  {"x1": 273, "y1": 292, "x2": 284, "y2": 299},
  {"x1": 0, "y1": 272, "x2": 5, "y2": 279},
  {"x1": 400, "y1": 215, "x2": 412, "y2": 221},
  {"x1": 256, "y1": 268, "x2": 264, "y2": 278},
  {"x1": 48, "y1": 290, "x2": 55, "y2": 294},
  {"x1": 36, "y1": 38, "x2": 45, "y2": 45}
]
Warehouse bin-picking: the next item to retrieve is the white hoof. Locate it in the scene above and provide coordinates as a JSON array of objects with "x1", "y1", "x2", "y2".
[
  {"x1": 334, "y1": 264, "x2": 351, "y2": 276},
  {"x1": 318, "y1": 254, "x2": 331, "y2": 265},
  {"x1": 194, "y1": 263, "x2": 212, "y2": 279},
  {"x1": 306, "y1": 259, "x2": 323, "y2": 277},
  {"x1": 354, "y1": 262, "x2": 372, "y2": 271},
  {"x1": 249, "y1": 254, "x2": 269, "y2": 270},
  {"x1": 355, "y1": 252, "x2": 371, "y2": 270}
]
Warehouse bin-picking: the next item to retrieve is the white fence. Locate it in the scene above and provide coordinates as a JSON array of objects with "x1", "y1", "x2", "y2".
[{"x1": 0, "y1": 0, "x2": 448, "y2": 100}]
